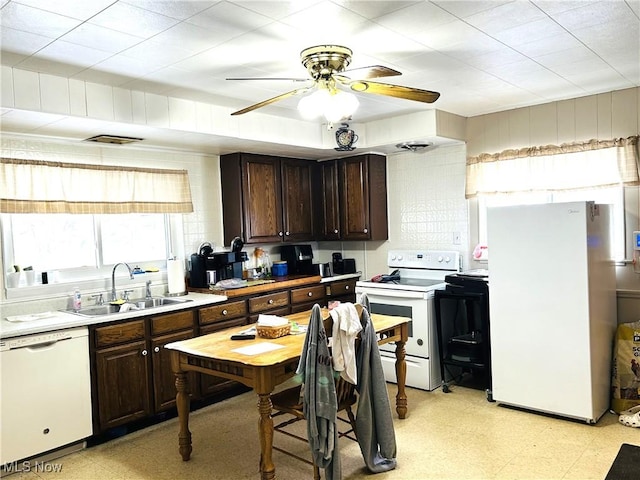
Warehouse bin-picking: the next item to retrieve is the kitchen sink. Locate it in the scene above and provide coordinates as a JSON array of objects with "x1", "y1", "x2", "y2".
[
  {"x1": 65, "y1": 297, "x2": 192, "y2": 317},
  {"x1": 130, "y1": 297, "x2": 192, "y2": 308},
  {"x1": 67, "y1": 305, "x2": 121, "y2": 317}
]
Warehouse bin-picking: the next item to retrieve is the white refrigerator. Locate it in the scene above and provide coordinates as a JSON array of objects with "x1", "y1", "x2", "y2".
[{"x1": 487, "y1": 201, "x2": 617, "y2": 423}]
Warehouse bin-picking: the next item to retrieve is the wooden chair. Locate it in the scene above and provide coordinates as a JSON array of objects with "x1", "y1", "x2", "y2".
[{"x1": 271, "y1": 304, "x2": 364, "y2": 479}]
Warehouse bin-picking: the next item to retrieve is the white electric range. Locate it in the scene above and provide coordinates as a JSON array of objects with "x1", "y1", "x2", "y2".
[{"x1": 356, "y1": 250, "x2": 461, "y2": 391}]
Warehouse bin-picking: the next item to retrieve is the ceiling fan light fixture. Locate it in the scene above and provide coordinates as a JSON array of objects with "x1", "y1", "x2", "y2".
[{"x1": 297, "y1": 89, "x2": 359, "y2": 122}]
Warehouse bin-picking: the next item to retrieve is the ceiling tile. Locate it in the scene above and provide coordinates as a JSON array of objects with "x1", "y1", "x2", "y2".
[
  {"x1": 0, "y1": 2, "x2": 81, "y2": 37},
  {"x1": 60, "y1": 23, "x2": 144, "y2": 54},
  {"x1": 227, "y1": 0, "x2": 323, "y2": 21},
  {"x1": 186, "y1": 1, "x2": 273, "y2": 33},
  {"x1": 339, "y1": 1, "x2": 421, "y2": 20},
  {"x1": 87, "y1": 2, "x2": 180, "y2": 37},
  {"x1": 373, "y1": 2, "x2": 458, "y2": 35},
  {"x1": 0, "y1": 26, "x2": 54, "y2": 55},
  {"x1": 433, "y1": 0, "x2": 513, "y2": 18},
  {"x1": 9, "y1": 0, "x2": 115, "y2": 20},
  {"x1": 464, "y1": 1, "x2": 548, "y2": 34},
  {"x1": 122, "y1": 0, "x2": 217, "y2": 20}
]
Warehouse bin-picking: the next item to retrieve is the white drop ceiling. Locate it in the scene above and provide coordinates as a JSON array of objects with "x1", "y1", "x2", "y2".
[{"x1": 1, "y1": 0, "x2": 639, "y2": 156}]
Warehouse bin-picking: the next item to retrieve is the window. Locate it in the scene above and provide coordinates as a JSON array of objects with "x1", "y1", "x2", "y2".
[
  {"x1": 477, "y1": 186, "x2": 625, "y2": 260},
  {"x1": 2, "y1": 213, "x2": 168, "y2": 286}
]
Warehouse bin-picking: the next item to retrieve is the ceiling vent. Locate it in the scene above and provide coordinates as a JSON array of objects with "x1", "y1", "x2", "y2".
[
  {"x1": 84, "y1": 135, "x2": 144, "y2": 145},
  {"x1": 396, "y1": 141, "x2": 433, "y2": 152}
]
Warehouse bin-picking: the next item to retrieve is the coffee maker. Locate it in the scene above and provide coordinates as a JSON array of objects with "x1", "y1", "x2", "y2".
[
  {"x1": 189, "y1": 243, "x2": 247, "y2": 288},
  {"x1": 280, "y1": 244, "x2": 314, "y2": 275}
]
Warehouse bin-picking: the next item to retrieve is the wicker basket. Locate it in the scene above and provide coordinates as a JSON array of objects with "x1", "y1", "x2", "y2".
[{"x1": 256, "y1": 323, "x2": 291, "y2": 339}]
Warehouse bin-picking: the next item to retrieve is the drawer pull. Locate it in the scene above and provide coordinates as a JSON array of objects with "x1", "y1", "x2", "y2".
[
  {"x1": 268, "y1": 299, "x2": 274, "y2": 305},
  {"x1": 154, "y1": 346, "x2": 160, "y2": 353},
  {"x1": 142, "y1": 349, "x2": 148, "y2": 356},
  {"x1": 308, "y1": 292, "x2": 313, "y2": 297},
  {"x1": 345, "y1": 285, "x2": 350, "y2": 290},
  {"x1": 222, "y1": 309, "x2": 228, "y2": 315}
]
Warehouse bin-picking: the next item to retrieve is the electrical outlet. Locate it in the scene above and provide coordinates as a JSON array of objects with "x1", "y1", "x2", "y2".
[{"x1": 453, "y1": 232, "x2": 461, "y2": 245}]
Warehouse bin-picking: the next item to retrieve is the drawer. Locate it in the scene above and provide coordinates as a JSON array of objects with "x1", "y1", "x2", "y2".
[
  {"x1": 151, "y1": 310, "x2": 194, "y2": 336},
  {"x1": 326, "y1": 279, "x2": 356, "y2": 297},
  {"x1": 95, "y1": 319, "x2": 145, "y2": 348},
  {"x1": 248, "y1": 291, "x2": 289, "y2": 314},
  {"x1": 290, "y1": 285, "x2": 325, "y2": 305},
  {"x1": 199, "y1": 300, "x2": 247, "y2": 326}
]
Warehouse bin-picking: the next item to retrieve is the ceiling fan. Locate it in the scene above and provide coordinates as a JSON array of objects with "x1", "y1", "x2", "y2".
[{"x1": 227, "y1": 45, "x2": 440, "y2": 119}]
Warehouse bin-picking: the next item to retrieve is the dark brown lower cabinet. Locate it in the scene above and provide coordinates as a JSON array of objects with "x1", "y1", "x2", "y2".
[
  {"x1": 91, "y1": 311, "x2": 196, "y2": 433},
  {"x1": 94, "y1": 338, "x2": 151, "y2": 430}
]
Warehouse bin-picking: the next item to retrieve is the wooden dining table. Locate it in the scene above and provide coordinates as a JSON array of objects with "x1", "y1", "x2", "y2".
[{"x1": 165, "y1": 308, "x2": 410, "y2": 480}]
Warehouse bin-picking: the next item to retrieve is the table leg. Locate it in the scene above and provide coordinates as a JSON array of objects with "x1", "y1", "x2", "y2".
[
  {"x1": 257, "y1": 393, "x2": 275, "y2": 480},
  {"x1": 175, "y1": 371, "x2": 192, "y2": 461},
  {"x1": 394, "y1": 340, "x2": 408, "y2": 419}
]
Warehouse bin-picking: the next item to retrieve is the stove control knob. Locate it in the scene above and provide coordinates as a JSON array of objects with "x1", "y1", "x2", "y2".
[
  {"x1": 444, "y1": 256, "x2": 450, "y2": 263},
  {"x1": 438, "y1": 256, "x2": 443, "y2": 262},
  {"x1": 390, "y1": 254, "x2": 396, "y2": 261},
  {"x1": 397, "y1": 255, "x2": 403, "y2": 261}
]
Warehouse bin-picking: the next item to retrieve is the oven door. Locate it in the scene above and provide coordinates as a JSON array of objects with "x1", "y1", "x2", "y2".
[{"x1": 356, "y1": 286, "x2": 442, "y2": 391}]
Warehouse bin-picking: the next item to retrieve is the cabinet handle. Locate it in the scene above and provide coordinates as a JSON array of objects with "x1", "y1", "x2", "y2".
[
  {"x1": 278, "y1": 231, "x2": 283, "y2": 237},
  {"x1": 154, "y1": 346, "x2": 160, "y2": 353},
  {"x1": 268, "y1": 299, "x2": 274, "y2": 305},
  {"x1": 363, "y1": 228, "x2": 368, "y2": 233},
  {"x1": 222, "y1": 309, "x2": 228, "y2": 316},
  {"x1": 285, "y1": 231, "x2": 290, "y2": 236},
  {"x1": 307, "y1": 292, "x2": 313, "y2": 297},
  {"x1": 345, "y1": 285, "x2": 350, "y2": 290},
  {"x1": 334, "y1": 229, "x2": 338, "y2": 234},
  {"x1": 142, "y1": 349, "x2": 148, "y2": 356}
]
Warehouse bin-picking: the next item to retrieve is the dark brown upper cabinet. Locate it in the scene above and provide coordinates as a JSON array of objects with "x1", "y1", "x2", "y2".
[
  {"x1": 317, "y1": 154, "x2": 388, "y2": 241},
  {"x1": 220, "y1": 153, "x2": 315, "y2": 245}
]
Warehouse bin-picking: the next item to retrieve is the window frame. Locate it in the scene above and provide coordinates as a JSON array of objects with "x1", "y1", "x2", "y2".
[{"x1": 1, "y1": 213, "x2": 179, "y2": 300}]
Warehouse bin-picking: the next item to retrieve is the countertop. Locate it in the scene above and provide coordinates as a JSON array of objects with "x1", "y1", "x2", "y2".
[
  {"x1": 0, "y1": 292, "x2": 227, "y2": 339},
  {"x1": 0, "y1": 273, "x2": 362, "y2": 340},
  {"x1": 188, "y1": 273, "x2": 361, "y2": 298}
]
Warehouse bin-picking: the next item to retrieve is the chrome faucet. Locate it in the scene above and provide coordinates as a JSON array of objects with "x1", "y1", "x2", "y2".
[
  {"x1": 111, "y1": 262, "x2": 134, "y2": 301},
  {"x1": 145, "y1": 280, "x2": 153, "y2": 300}
]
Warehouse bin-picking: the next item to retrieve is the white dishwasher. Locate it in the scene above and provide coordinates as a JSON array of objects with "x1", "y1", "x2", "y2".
[{"x1": 1, "y1": 326, "x2": 93, "y2": 465}]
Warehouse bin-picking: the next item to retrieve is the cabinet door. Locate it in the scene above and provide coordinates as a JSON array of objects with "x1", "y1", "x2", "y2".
[
  {"x1": 340, "y1": 154, "x2": 388, "y2": 241},
  {"x1": 241, "y1": 155, "x2": 283, "y2": 244},
  {"x1": 95, "y1": 340, "x2": 151, "y2": 431},
  {"x1": 318, "y1": 160, "x2": 341, "y2": 240},
  {"x1": 151, "y1": 329, "x2": 195, "y2": 412},
  {"x1": 281, "y1": 158, "x2": 314, "y2": 242}
]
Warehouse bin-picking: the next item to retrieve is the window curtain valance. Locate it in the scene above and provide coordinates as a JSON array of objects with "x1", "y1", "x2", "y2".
[
  {"x1": 0, "y1": 158, "x2": 194, "y2": 214},
  {"x1": 465, "y1": 136, "x2": 640, "y2": 199}
]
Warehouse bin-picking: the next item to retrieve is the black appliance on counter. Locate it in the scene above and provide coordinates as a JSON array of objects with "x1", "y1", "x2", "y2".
[
  {"x1": 280, "y1": 245, "x2": 314, "y2": 275},
  {"x1": 332, "y1": 252, "x2": 356, "y2": 274},
  {"x1": 434, "y1": 270, "x2": 493, "y2": 401},
  {"x1": 189, "y1": 250, "x2": 247, "y2": 288}
]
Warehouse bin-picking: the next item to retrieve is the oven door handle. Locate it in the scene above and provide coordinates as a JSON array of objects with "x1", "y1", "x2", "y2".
[{"x1": 356, "y1": 288, "x2": 426, "y2": 300}]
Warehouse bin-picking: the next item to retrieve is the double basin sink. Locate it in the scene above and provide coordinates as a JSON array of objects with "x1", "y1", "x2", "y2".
[{"x1": 67, "y1": 297, "x2": 192, "y2": 317}]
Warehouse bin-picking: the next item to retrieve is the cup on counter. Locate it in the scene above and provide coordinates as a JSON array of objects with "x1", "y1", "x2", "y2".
[
  {"x1": 25, "y1": 270, "x2": 36, "y2": 286},
  {"x1": 6, "y1": 272, "x2": 21, "y2": 288}
]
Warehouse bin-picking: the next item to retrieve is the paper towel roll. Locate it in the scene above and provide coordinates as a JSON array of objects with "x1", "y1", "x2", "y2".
[{"x1": 167, "y1": 258, "x2": 186, "y2": 295}]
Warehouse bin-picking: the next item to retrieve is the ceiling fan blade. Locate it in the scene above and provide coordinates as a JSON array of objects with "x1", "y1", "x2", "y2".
[
  {"x1": 231, "y1": 86, "x2": 313, "y2": 116},
  {"x1": 226, "y1": 77, "x2": 308, "y2": 82},
  {"x1": 334, "y1": 75, "x2": 440, "y2": 103},
  {"x1": 340, "y1": 65, "x2": 401, "y2": 80}
]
